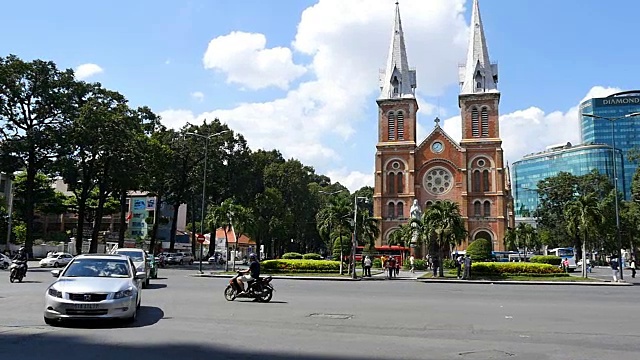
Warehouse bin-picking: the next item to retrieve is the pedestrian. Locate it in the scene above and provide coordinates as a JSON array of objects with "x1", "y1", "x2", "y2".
[
  {"x1": 563, "y1": 258, "x2": 569, "y2": 273},
  {"x1": 630, "y1": 258, "x2": 636, "y2": 279},
  {"x1": 463, "y1": 254, "x2": 472, "y2": 280},
  {"x1": 387, "y1": 256, "x2": 395, "y2": 279},
  {"x1": 432, "y1": 256, "x2": 438, "y2": 277},
  {"x1": 455, "y1": 255, "x2": 463, "y2": 279},
  {"x1": 409, "y1": 255, "x2": 415, "y2": 273},
  {"x1": 380, "y1": 255, "x2": 386, "y2": 270},
  {"x1": 611, "y1": 258, "x2": 620, "y2": 282},
  {"x1": 395, "y1": 257, "x2": 400, "y2": 276},
  {"x1": 363, "y1": 256, "x2": 372, "y2": 277}
]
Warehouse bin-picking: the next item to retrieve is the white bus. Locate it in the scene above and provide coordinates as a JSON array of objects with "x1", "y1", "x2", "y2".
[{"x1": 548, "y1": 247, "x2": 576, "y2": 272}]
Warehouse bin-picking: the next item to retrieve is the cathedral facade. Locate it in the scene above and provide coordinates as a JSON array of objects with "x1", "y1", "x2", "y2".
[{"x1": 373, "y1": 0, "x2": 515, "y2": 252}]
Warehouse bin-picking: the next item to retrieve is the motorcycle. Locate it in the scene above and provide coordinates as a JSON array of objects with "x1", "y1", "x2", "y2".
[
  {"x1": 224, "y1": 271, "x2": 274, "y2": 302},
  {"x1": 9, "y1": 260, "x2": 27, "y2": 283}
]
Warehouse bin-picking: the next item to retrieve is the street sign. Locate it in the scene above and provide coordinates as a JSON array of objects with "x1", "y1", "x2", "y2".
[{"x1": 196, "y1": 234, "x2": 206, "y2": 244}]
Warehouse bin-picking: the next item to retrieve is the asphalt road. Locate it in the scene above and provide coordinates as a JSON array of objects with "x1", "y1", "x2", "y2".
[{"x1": 0, "y1": 263, "x2": 638, "y2": 360}]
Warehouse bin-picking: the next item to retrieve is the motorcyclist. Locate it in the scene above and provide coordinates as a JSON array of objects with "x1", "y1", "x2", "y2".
[
  {"x1": 12, "y1": 247, "x2": 28, "y2": 277},
  {"x1": 237, "y1": 253, "x2": 260, "y2": 294}
]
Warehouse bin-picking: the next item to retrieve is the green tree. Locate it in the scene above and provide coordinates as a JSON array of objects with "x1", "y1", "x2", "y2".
[
  {"x1": 316, "y1": 196, "x2": 352, "y2": 274},
  {"x1": 565, "y1": 193, "x2": 602, "y2": 278},
  {"x1": 206, "y1": 198, "x2": 246, "y2": 271},
  {"x1": 466, "y1": 238, "x2": 492, "y2": 261},
  {"x1": 0, "y1": 55, "x2": 76, "y2": 255},
  {"x1": 422, "y1": 201, "x2": 467, "y2": 277},
  {"x1": 503, "y1": 223, "x2": 540, "y2": 261}
]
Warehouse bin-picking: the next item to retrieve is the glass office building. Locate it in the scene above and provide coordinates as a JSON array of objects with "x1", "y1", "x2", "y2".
[
  {"x1": 580, "y1": 90, "x2": 640, "y2": 200},
  {"x1": 513, "y1": 143, "x2": 623, "y2": 217}
]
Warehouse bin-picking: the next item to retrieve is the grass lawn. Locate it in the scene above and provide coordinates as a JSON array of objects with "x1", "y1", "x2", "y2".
[{"x1": 419, "y1": 270, "x2": 602, "y2": 282}]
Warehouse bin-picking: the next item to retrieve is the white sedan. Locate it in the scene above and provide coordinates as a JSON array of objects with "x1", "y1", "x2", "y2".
[
  {"x1": 39, "y1": 252, "x2": 74, "y2": 268},
  {"x1": 44, "y1": 254, "x2": 144, "y2": 325}
]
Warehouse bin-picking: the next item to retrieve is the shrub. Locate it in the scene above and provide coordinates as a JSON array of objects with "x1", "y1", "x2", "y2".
[
  {"x1": 472, "y1": 262, "x2": 563, "y2": 275},
  {"x1": 261, "y1": 259, "x2": 340, "y2": 272},
  {"x1": 282, "y1": 252, "x2": 303, "y2": 259},
  {"x1": 372, "y1": 258, "x2": 382, "y2": 268},
  {"x1": 530, "y1": 255, "x2": 562, "y2": 266},
  {"x1": 403, "y1": 259, "x2": 426, "y2": 270},
  {"x1": 443, "y1": 258, "x2": 456, "y2": 269},
  {"x1": 466, "y1": 239, "x2": 492, "y2": 261},
  {"x1": 302, "y1": 253, "x2": 322, "y2": 260}
]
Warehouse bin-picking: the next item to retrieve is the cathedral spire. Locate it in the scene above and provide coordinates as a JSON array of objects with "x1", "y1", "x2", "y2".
[
  {"x1": 459, "y1": 0, "x2": 498, "y2": 95},
  {"x1": 378, "y1": 1, "x2": 416, "y2": 100}
]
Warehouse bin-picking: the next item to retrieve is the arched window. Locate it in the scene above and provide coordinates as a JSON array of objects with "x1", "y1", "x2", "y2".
[
  {"x1": 471, "y1": 107, "x2": 479, "y2": 137},
  {"x1": 388, "y1": 203, "x2": 396, "y2": 219},
  {"x1": 396, "y1": 172, "x2": 403, "y2": 194},
  {"x1": 481, "y1": 107, "x2": 489, "y2": 137},
  {"x1": 397, "y1": 111, "x2": 404, "y2": 140},
  {"x1": 388, "y1": 112, "x2": 396, "y2": 141},
  {"x1": 474, "y1": 201, "x2": 482, "y2": 216},
  {"x1": 482, "y1": 170, "x2": 490, "y2": 192},
  {"x1": 388, "y1": 172, "x2": 395, "y2": 194},
  {"x1": 472, "y1": 170, "x2": 481, "y2": 192},
  {"x1": 484, "y1": 201, "x2": 491, "y2": 217},
  {"x1": 425, "y1": 201, "x2": 433, "y2": 208},
  {"x1": 397, "y1": 202, "x2": 404, "y2": 218},
  {"x1": 392, "y1": 76, "x2": 399, "y2": 95}
]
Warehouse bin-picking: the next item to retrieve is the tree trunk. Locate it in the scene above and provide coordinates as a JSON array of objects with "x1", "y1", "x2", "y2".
[
  {"x1": 91, "y1": 180, "x2": 108, "y2": 253},
  {"x1": 339, "y1": 234, "x2": 344, "y2": 275},
  {"x1": 118, "y1": 189, "x2": 127, "y2": 247},
  {"x1": 438, "y1": 236, "x2": 445, "y2": 277},
  {"x1": 149, "y1": 193, "x2": 162, "y2": 255},
  {"x1": 169, "y1": 203, "x2": 179, "y2": 252},
  {"x1": 224, "y1": 230, "x2": 229, "y2": 271},
  {"x1": 24, "y1": 161, "x2": 37, "y2": 258},
  {"x1": 190, "y1": 198, "x2": 197, "y2": 257},
  {"x1": 75, "y1": 200, "x2": 87, "y2": 255}
]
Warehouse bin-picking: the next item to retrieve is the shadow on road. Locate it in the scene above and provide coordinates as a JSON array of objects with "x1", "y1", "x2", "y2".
[
  {"x1": 48, "y1": 306, "x2": 164, "y2": 329},
  {"x1": 0, "y1": 331, "x2": 371, "y2": 360},
  {"x1": 145, "y1": 283, "x2": 167, "y2": 290},
  {"x1": 10, "y1": 280, "x2": 42, "y2": 284}
]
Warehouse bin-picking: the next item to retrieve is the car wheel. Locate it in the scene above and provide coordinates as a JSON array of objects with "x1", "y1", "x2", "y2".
[
  {"x1": 179, "y1": 260, "x2": 183, "y2": 265},
  {"x1": 54, "y1": 262, "x2": 59, "y2": 268},
  {"x1": 124, "y1": 307, "x2": 137, "y2": 324},
  {"x1": 189, "y1": 260, "x2": 193, "y2": 265}
]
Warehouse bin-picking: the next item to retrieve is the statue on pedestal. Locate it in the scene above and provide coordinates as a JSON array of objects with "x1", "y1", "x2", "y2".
[{"x1": 409, "y1": 199, "x2": 422, "y2": 244}]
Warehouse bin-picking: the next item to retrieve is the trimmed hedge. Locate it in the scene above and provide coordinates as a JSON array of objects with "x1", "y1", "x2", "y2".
[
  {"x1": 281, "y1": 252, "x2": 303, "y2": 259},
  {"x1": 467, "y1": 239, "x2": 492, "y2": 261},
  {"x1": 373, "y1": 258, "x2": 382, "y2": 268},
  {"x1": 261, "y1": 259, "x2": 340, "y2": 272},
  {"x1": 472, "y1": 262, "x2": 563, "y2": 275},
  {"x1": 302, "y1": 253, "x2": 322, "y2": 260},
  {"x1": 530, "y1": 255, "x2": 562, "y2": 266},
  {"x1": 403, "y1": 259, "x2": 427, "y2": 270}
]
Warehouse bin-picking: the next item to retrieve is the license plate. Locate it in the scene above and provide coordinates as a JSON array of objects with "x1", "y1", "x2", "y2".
[{"x1": 73, "y1": 304, "x2": 99, "y2": 310}]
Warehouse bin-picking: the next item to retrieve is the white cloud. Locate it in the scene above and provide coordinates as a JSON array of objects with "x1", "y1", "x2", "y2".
[
  {"x1": 163, "y1": 0, "x2": 469, "y2": 171},
  {"x1": 191, "y1": 91, "x2": 205, "y2": 102},
  {"x1": 439, "y1": 86, "x2": 623, "y2": 165},
  {"x1": 74, "y1": 63, "x2": 104, "y2": 80},
  {"x1": 203, "y1": 31, "x2": 307, "y2": 90},
  {"x1": 158, "y1": 109, "x2": 196, "y2": 130},
  {"x1": 326, "y1": 168, "x2": 374, "y2": 192}
]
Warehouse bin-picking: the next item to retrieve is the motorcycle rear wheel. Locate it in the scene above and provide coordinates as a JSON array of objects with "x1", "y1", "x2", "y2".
[
  {"x1": 9, "y1": 274, "x2": 15, "y2": 283},
  {"x1": 224, "y1": 285, "x2": 237, "y2": 301}
]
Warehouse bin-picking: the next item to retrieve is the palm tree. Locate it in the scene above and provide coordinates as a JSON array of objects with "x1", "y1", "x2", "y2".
[
  {"x1": 565, "y1": 193, "x2": 602, "y2": 278},
  {"x1": 207, "y1": 198, "x2": 246, "y2": 271},
  {"x1": 356, "y1": 208, "x2": 380, "y2": 252},
  {"x1": 388, "y1": 223, "x2": 414, "y2": 247},
  {"x1": 316, "y1": 196, "x2": 351, "y2": 274},
  {"x1": 423, "y1": 201, "x2": 467, "y2": 277}
]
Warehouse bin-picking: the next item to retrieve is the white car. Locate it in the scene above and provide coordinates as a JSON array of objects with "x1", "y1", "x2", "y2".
[
  {"x1": 115, "y1": 248, "x2": 150, "y2": 288},
  {"x1": 44, "y1": 254, "x2": 144, "y2": 325},
  {"x1": 39, "y1": 252, "x2": 74, "y2": 268}
]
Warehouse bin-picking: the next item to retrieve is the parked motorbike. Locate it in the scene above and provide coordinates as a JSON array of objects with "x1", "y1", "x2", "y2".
[
  {"x1": 224, "y1": 271, "x2": 274, "y2": 302},
  {"x1": 9, "y1": 260, "x2": 27, "y2": 283}
]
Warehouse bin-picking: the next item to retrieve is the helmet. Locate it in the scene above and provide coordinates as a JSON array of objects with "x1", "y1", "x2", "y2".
[
  {"x1": 18, "y1": 247, "x2": 25, "y2": 254},
  {"x1": 249, "y1": 253, "x2": 257, "y2": 261}
]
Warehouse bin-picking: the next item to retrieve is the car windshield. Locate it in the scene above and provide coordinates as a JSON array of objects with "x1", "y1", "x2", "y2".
[
  {"x1": 63, "y1": 259, "x2": 131, "y2": 278},
  {"x1": 116, "y1": 251, "x2": 144, "y2": 262}
]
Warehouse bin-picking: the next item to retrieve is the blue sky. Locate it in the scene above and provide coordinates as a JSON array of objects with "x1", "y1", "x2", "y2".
[{"x1": 2, "y1": 0, "x2": 639, "y2": 190}]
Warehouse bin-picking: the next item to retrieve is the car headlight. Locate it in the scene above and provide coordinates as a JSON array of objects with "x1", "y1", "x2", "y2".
[
  {"x1": 48, "y1": 288, "x2": 62, "y2": 298},
  {"x1": 114, "y1": 288, "x2": 133, "y2": 299},
  {"x1": 136, "y1": 265, "x2": 145, "y2": 273}
]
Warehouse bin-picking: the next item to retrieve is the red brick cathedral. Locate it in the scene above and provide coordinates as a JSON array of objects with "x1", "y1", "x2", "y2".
[{"x1": 373, "y1": 0, "x2": 514, "y2": 252}]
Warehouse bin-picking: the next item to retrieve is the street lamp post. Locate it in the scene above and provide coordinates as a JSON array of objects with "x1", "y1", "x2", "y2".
[
  {"x1": 582, "y1": 111, "x2": 640, "y2": 280},
  {"x1": 352, "y1": 195, "x2": 368, "y2": 279},
  {"x1": 185, "y1": 129, "x2": 230, "y2": 274}
]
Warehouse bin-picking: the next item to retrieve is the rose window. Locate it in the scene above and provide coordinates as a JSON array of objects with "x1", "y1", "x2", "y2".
[{"x1": 424, "y1": 167, "x2": 453, "y2": 195}]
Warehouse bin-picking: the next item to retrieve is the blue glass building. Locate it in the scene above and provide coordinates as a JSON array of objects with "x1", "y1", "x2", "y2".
[
  {"x1": 513, "y1": 143, "x2": 623, "y2": 217},
  {"x1": 580, "y1": 90, "x2": 640, "y2": 200}
]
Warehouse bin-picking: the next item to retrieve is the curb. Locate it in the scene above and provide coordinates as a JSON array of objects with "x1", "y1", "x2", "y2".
[
  {"x1": 191, "y1": 274, "x2": 361, "y2": 281},
  {"x1": 418, "y1": 279, "x2": 634, "y2": 286}
]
